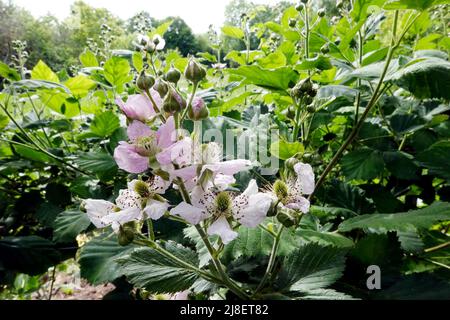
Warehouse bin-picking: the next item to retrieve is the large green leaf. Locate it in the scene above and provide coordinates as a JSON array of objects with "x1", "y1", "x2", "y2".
[
  {"x1": 0, "y1": 62, "x2": 20, "y2": 81},
  {"x1": 295, "y1": 55, "x2": 333, "y2": 71},
  {"x1": 383, "y1": 151, "x2": 420, "y2": 180},
  {"x1": 339, "y1": 201, "x2": 450, "y2": 233},
  {"x1": 299, "y1": 230, "x2": 354, "y2": 248},
  {"x1": 31, "y1": 60, "x2": 59, "y2": 83},
  {"x1": 228, "y1": 65, "x2": 298, "y2": 91},
  {"x1": 117, "y1": 242, "x2": 199, "y2": 294},
  {"x1": 276, "y1": 243, "x2": 347, "y2": 292},
  {"x1": 53, "y1": 210, "x2": 91, "y2": 243},
  {"x1": 270, "y1": 140, "x2": 304, "y2": 160},
  {"x1": 222, "y1": 26, "x2": 245, "y2": 39},
  {"x1": 103, "y1": 57, "x2": 132, "y2": 93},
  {"x1": 384, "y1": 0, "x2": 450, "y2": 10},
  {"x1": 417, "y1": 141, "x2": 450, "y2": 180},
  {"x1": 0, "y1": 236, "x2": 60, "y2": 275},
  {"x1": 76, "y1": 151, "x2": 118, "y2": 181},
  {"x1": 65, "y1": 75, "x2": 96, "y2": 98},
  {"x1": 389, "y1": 58, "x2": 450, "y2": 100},
  {"x1": 78, "y1": 233, "x2": 135, "y2": 285},
  {"x1": 341, "y1": 148, "x2": 385, "y2": 180},
  {"x1": 90, "y1": 111, "x2": 120, "y2": 138},
  {"x1": 79, "y1": 49, "x2": 99, "y2": 67}
]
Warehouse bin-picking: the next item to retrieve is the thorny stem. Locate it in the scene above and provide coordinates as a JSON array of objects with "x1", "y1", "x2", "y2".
[{"x1": 312, "y1": 10, "x2": 420, "y2": 196}]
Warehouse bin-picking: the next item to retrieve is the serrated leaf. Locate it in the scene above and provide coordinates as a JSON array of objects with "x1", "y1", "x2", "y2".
[
  {"x1": 53, "y1": 210, "x2": 91, "y2": 243},
  {"x1": 0, "y1": 61, "x2": 20, "y2": 81},
  {"x1": 90, "y1": 111, "x2": 120, "y2": 137},
  {"x1": 417, "y1": 141, "x2": 450, "y2": 181},
  {"x1": 76, "y1": 152, "x2": 118, "y2": 181},
  {"x1": 222, "y1": 26, "x2": 245, "y2": 39},
  {"x1": 339, "y1": 201, "x2": 450, "y2": 233},
  {"x1": 79, "y1": 50, "x2": 99, "y2": 67},
  {"x1": 31, "y1": 60, "x2": 59, "y2": 83},
  {"x1": 117, "y1": 242, "x2": 199, "y2": 294},
  {"x1": 65, "y1": 75, "x2": 96, "y2": 98},
  {"x1": 299, "y1": 230, "x2": 354, "y2": 248},
  {"x1": 78, "y1": 233, "x2": 135, "y2": 285},
  {"x1": 132, "y1": 52, "x2": 144, "y2": 72},
  {"x1": 384, "y1": 0, "x2": 450, "y2": 10},
  {"x1": 295, "y1": 55, "x2": 333, "y2": 71},
  {"x1": 270, "y1": 140, "x2": 304, "y2": 160},
  {"x1": 276, "y1": 243, "x2": 347, "y2": 292},
  {"x1": 103, "y1": 57, "x2": 132, "y2": 93},
  {"x1": 341, "y1": 148, "x2": 385, "y2": 180},
  {"x1": 228, "y1": 65, "x2": 298, "y2": 91}
]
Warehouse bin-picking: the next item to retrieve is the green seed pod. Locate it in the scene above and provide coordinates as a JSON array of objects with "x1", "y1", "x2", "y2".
[
  {"x1": 306, "y1": 105, "x2": 316, "y2": 113},
  {"x1": 184, "y1": 58, "x2": 206, "y2": 84},
  {"x1": 318, "y1": 8, "x2": 326, "y2": 17},
  {"x1": 289, "y1": 18, "x2": 297, "y2": 28},
  {"x1": 163, "y1": 86, "x2": 186, "y2": 113},
  {"x1": 320, "y1": 43, "x2": 330, "y2": 54},
  {"x1": 165, "y1": 64, "x2": 181, "y2": 85},
  {"x1": 153, "y1": 78, "x2": 169, "y2": 98},
  {"x1": 295, "y1": 3, "x2": 304, "y2": 11},
  {"x1": 137, "y1": 71, "x2": 155, "y2": 91}
]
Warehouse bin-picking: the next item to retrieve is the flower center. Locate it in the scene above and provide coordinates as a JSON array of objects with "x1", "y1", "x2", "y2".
[
  {"x1": 214, "y1": 192, "x2": 232, "y2": 217},
  {"x1": 135, "y1": 134, "x2": 159, "y2": 157},
  {"x1": 273, "y1": 180, "x2": 289, "y2": 203}
]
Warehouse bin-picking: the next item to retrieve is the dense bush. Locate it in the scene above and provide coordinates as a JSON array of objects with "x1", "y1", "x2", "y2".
[{"x1": 0, "y1": 0, "x2": 449, "y2": 300}]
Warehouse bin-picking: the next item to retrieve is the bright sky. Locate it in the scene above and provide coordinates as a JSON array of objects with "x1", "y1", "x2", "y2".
[{"x1": 13, "y1": 0, "x2": 284, "y2": 34}]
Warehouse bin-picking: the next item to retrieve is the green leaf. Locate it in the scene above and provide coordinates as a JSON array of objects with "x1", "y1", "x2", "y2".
[
  {"x1": 90, "y1": 111, "x2": 120, "y2": 137},
  {"x1": 341, "y1": 148, "x2": 385, "y2": 180},
  {"x1": 257, "y1": 52, "x2": 287, "y2": 69},
  {"x1": 0, "y1": 236, "x2": 60, "y2": 275},
  {"x1": 13, "y1": 145, "x2": 52, "y2": 163},
  {"x1": 53, "y1": 210, "x2": 91, "y2": 243},
  {"x1": 228, "y1": 65, "x2": 298, "y2": 91},
  {"x1": 79, "y1": 49, "x2": 99, "y2": 67},
  {"x1": 222, "y1": 26, "x2": 245, "y2": 39},
  {"x1": 76, "y1": 152, "x2": 118, "y2": 181},
  {"x1": 295, "y1": 55, "x2": 333, "y2": 71},
  {"x1": 351, "y1": 0, "x2": 385, "y2": 23},
  {"x1": 31, "y1": 60, "x2": 59, "y2": 83},
  {"x1": 11, "y1": 80, "x2": 69, "y2": 93},
  {"x1": 103, "y1": 57, "x2": 132, "y2": 93},
  {"x1": 79, "y1": 233, "x2": 135, "y2": 285},
  {"x1": 0, "y1": 61, "x2": 20, "y2": 81},
  {"x1": 150, "y1": 20, "x2": 173, "y2": 37},
  {"x1": 339, "y1": 201, "x2": 450, "y2": 233},
  {"x1": 383, "y1": 151, "x2": 419, "y2": 180},
  {"x1": 132, "y1": 52, "x2": 144, "y2": 72},
  {"x1": 270, "y1": 140, "x2": 304, "y2": 160},
  {"x1": 276, "y1": 243, "x2": 347, "y2": 292},
  {"x1": 117, "y1": 242, "x2": 199, "y2": 294},
  {"x1": 65, "y1": 75, "x2": 96, "y2": 98},
  {"x1": 417, "y1": 141, "x2": 450, "y2": 180},
  {"x1": 389, "y1": 58, "x2": 450, "y2": 100},
  {"x1": 299, "y1": 230, "x2": 354, "y2": 248},
  {"x1": 384, "y1": 0, "x2": 450, "y2": 10},
  {"x1": 225, "y1": 50, "x2": 260, "y2": 66},
  {"x1": 293, "y1": 288, "x2": 356, "y2": 300}
]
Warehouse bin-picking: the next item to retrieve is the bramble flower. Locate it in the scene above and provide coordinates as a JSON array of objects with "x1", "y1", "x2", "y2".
[
  {"x1": 152, "y1": 35, "x2": 166, "y2": 51},
  {"x1": 114, "y1": 116, "x2": 176, "y2": 174},
  {"x1": 271, "y1": 162, "x2": 315, "y2": 214},
  {"x1": 116, "y1": 92, "x2": 162, "y2": 122},
  {"x1": 84, "y1": 176, "x2": 171, "y2": 232},
  {"x1": 170, "y1": 179, "x2": 272, "y2": 244}
]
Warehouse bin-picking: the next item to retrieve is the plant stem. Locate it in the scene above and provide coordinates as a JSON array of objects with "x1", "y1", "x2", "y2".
[
  {"x1": 48, "y1": 266, "x2": 56, "y2": 300},
  {"x1": 180, "y1": 82, "x2": 199, "y2": 124},
  {"x1": 293, "y1": 97, "x2": 304, "y2": 141},
  {"x1": 304, "y1": 5, "x2": 310, "y2": 59},
  {"x1": 424, "y1": 241, "x2": 450, "y2": 253},
  {"x1": 147, "y1": 219, "x2": 155, "y2": 241},
  {"x1": 354, "y1": 30, "x2": 364, "y2": 125},
  {"x1": 144, "y1": 88, "x2": 166, "y2": 123},
  {"x1": 311, "y1": 10, "x2": 415, "y2": 195}
]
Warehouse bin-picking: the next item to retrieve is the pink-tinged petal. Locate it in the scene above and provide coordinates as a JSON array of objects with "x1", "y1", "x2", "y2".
[
  {"x1": 294, "y1": 162, "x2": 315, "y2": 195},
  {"x1": 116, "y1": 97, "x2": 138, "y2": 119},
  {"x1": 156, "y1": 138, "x2": 193, "y2": 166},
  {"x1": 114, "y1": 142, "x2": 149, "y2": 174},
  {"x1": 202, "y1": 159, "x2": 252, "y2": 176},
  {"x1": 170, "y1": 291, "x2": 190, "y2": 300},
  {"x1": 143, "y1": 199, "x2": 169, "y2": 220},
  {"x1": 85, "y1": 199, "x2": 115, "y2": 228},
  {"x1": 127, "y1": 121, "x2": 152, "y2": 142},
  {"x1": 207, "y1": 217, "x2": 238, "y2": 244},
  {"x1": 101, "y1": 207, "x2": 143, "y2": 233},
  {"x1": 172, "y1": 165, "x2": 198, "y2": 181},
  {"x1": 237, "y1": 193, "x2": 272, "y2": 228},
  {"x1": 149, "y1": 88, "x2": 163, "y2": 110},
  {"x1": 149, "y1": 176, "x2": 171, "y2": 194},
  {"x1": 213, "y1": 174, "x2": 236, "y2": 191},
  {"x1": 170, "y1": 202, "x2": 207, "y2": 225},
  {"x1": 157, "y1": 116, "x2": 176, "y2": 149},
  {"x1": 118, "y1": 94, "x2": 155, "y2": 122},
  {"x1": 286, "y1": 196, "x2": 310, "y2": 214}
]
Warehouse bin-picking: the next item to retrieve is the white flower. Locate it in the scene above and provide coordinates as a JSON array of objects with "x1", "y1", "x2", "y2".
[
  {"x1": 170, "y1": 179, "x2": 272, "y2": 244},
  {"x1": 153, "y1": 34, "x2": 166, "y2": 51}
]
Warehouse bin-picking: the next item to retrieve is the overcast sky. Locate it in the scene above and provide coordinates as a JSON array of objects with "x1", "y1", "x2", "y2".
[{"x1": 13, "y1": 0, "x2": 283, "y2": 34}]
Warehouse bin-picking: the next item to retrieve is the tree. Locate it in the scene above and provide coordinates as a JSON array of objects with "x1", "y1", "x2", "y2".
[{"x1": 162, "y1": 17, "x2": 200, "y2": 56}]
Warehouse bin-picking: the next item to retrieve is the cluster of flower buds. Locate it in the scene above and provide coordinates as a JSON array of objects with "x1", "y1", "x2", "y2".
[
  {"x1": 291, "y1": 78, "x2": 319, "y2": 111},
  {"x1": 136, "y1": 34, "x2": 166, "y2": 54}
]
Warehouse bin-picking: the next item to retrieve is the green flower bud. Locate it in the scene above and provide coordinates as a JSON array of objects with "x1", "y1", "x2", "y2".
[
  {"x1": 306, "y1": 105, "x2": 316, "y2": 113},
  {"x1": 153, "y1": 78, "x2": 169, "y2": 98},
  {"x1": 336, "y1": 0, "x2": 344, "y2": 9},
  {"x1": 295, "y1": 3, "x2": 304, "y2": 11},
  {"x1": 184, "y1": 58, "x2": 206, "y2": 84},
  {"x1": 277, "y1": 208, "x2": 299, "y2": 228},
  {"x1": 163, "y1": 86, "x2": 186, "y2": 113},
  {"x1": 118, "y1": 224, "x2": 135, "y2": 246},
  {"x1": 320, "y1": 43, "x2": 330, "y2": 54},
  {"x1": 285, "y1": 157, "x2": 300, "y2": 170},
  {"x1": 137, "y1": 71, "x2": 155, "y2": 91},
  {"x1": 299, "y1": 78, "x2": 313, "y2": 93},
  {"x1": 165, "y1": 64, "x2": 181, "y2": 85},
  {"x1": 188, "y1": 97, "x2": 209, "y2": 121},
  {"x1": 301, "y1": 0, "x2": 309, "y2": 4},
  {"x1": 318, "y1": 8, "x2": 326, "y2": 17},
  {"x1": 304, "y1": 95, "x2": 314, "y2": 105},
  {"x1": 289, "y1": 18, "x2": 297, "y2": 28}
]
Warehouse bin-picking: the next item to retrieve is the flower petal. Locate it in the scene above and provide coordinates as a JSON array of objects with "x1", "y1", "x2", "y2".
[
  {"x1": 119, "y1": 94, "x2": 155, "y2": 121},
  {"x1": 157, "y1": 116, "x2": 176, "y2": 149},
  {"x1": 101, "y1": 207, "x2": 143, "y2": 233},
  {"x1": 143, "y1": 199, "x2": 169, "y2": 220},
  {"x1": 294, "y1": 162, "x2": 315, "y2": 195},
  {"x1": 156, "y1": 137, "x2": 193, "y2": 166},
  {"x1": 127, "y1": 121, "x2": 152, "y2": 142},
  {"x1": 114, "y1": 142, "x2": 149, "y2": 174},
  {"x1": 170, "y1": 202, "x2": 207, "y2": 225},
  {"x1": 85, "y1": 199, "x2": 115, "y2": 228},
  {"x1": 207, "y1": 217, "x2": 238, "y2": 244},
  {"x1": 213, "y1": 174, "x2": 236, "y2": 191},
  {"x1": 115, "y1": 189, "x2": 142, "y2": 210},
  {"x1": 202, "y1": 159, "x2": 252, "y2": 177},
  {"x1": 236, "y1": 193, "x2": 272, "y2": 228},
  {"x1": 286, "y1": 196, "x2": 310, "y2": 214}
]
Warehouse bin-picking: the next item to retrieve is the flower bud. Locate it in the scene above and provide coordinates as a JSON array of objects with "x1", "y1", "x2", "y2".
[
  {"x1": 153, "y1": 78, "x2": 169, "y2": 98},
  {"x1": 289, "y1": 18, "x2": 297, "y2": 28},
  {"x1": 266, "y1": 201, "x2": 279, "y2": 217},
  {"x1": 306, "y1": 105, "x2": 316, "y2": 113},
  {"x1": 137, "y1": 71, "x2": 155, "y2": 91},
  {"x1": 285, "y1": 157, "x2": 300, "y2": 170},
  {"x1": 301, "y1": 0, "x2": 309, "y2": 4},
  {"x1": 304, "y1": 95, "x2": 314, "y2": 105},
  {"x1": 165, "y1": 64, "x2": 181, "y2": 85},
  {"x1": 318, "y1": 8, "x2": 326, "y2": 17},
  {"x1": 336, "y1": 0, "x2": 344, "y2": 9},
  {"x1": 184, "y1": 59, "x2": 206, "y2": 84},
  {"x1": 188, "y1": 97, "x2": 209, "y2": 121},
  {"x1": 320, "y1": 43, "x2": 330, "y2": 54},
  {"x1": 299, "y1": 78, "x2": 313, "y2": 93},
  {"x1": 295, "y1": 3, "x2": 304, "y2": 11},
  {"x1": 163, "y1": 86, "x2": 186, "y2": 113},
  {"x1": 118, "y1": 223, "x2": 135, "y2": 246},
  {"x1": 145, "y1": 42, "x2": 156, "y2": 54},
  {"x1": 277, "y1": 208, "x2": 299, "y2": 228}
]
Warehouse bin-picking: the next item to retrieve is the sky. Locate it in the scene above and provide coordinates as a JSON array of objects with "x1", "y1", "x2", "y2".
[{"x1": 12, "y1": 0, "x2": 283, "y2": 34}]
